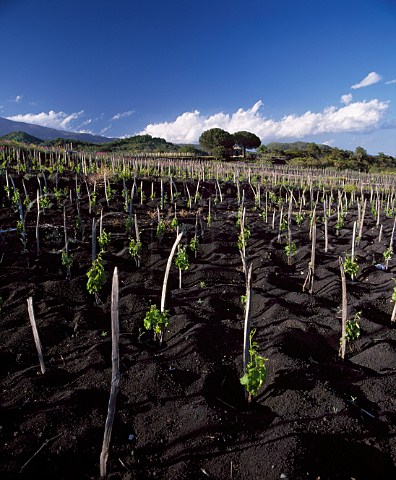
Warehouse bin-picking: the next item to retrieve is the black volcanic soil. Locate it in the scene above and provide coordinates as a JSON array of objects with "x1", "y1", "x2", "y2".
[{"x1": 0, "y1": 174, "x2": 395, "y2": 479}]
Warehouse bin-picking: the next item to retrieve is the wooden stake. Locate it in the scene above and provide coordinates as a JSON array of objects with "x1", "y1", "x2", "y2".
[
  {"x1": 134, "y1": 214, "x2": 141, "y2": 268},
  {"x1": 100, "y1": 268, "x2": 120, "y2": 477},
  {"x1": 159, "y1": 232, "x2": 183, "y2": 345},
  {"x1": 242, "y1": 263, "x2": 253, "y2": 401},
  {"x1": 27, "y1": 297, "x2": 45, "y2": 374},
  {"x1": 339, "y1": 258, "x2": 347, "y2": 361},
  {"x1": 36, "y1": 190, "x2": 40, "y2": 257},
  {"x1": 92, "y1": 218, "x2": 97, "y2": 262}
]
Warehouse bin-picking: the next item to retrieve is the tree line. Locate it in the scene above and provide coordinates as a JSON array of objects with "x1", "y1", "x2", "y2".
[
  {"x1": 199, "y1": 129, "x2": 396, "y2": 172},
  {"x1": 258, "y1": 143, "x2": 396, "y2": 172}
]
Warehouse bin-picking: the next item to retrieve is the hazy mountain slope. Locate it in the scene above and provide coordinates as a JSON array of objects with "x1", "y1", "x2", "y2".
[{"x1": 0, "y1": 117, "x2": 112, "y2": 143}]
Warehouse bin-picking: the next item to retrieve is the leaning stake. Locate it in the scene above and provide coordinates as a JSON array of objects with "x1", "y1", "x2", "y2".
[
  {"x1": 339, "y1": 258, "x2": 347, "y2": 361},
  {"x1": 27, "y1": 297, "x2": 45, "y2": 374},
  {"x1": 159, "y1": 232, "x2": 183, "y2": 345},
  {"x1": 100, "y1": 267, "x2": 120, "y2": 477},
  {"x1": 243, "y1": 263, "x2": 253, "y2": 391}
]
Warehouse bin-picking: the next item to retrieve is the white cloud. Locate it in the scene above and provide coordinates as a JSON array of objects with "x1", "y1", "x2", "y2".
[
  {"x1": 385, "y1": 79, "x2": 396, "y2": 85},
  {"x1": 340, "y1": 93, "x2": 353, "y2": 105},
  {"x1": 11, "y1": 95, "x2": 23, "y2": 103},
  {"x1": 139, "y1": 99, "x2": 389, "y2": 144},
  {"x1": 100, "y1": 125, "x2": 112, "y2": 135},
  {"x1": 6, "y1": 110, "x2": 84, "y2": 131},
  {"x1": 351, "y1": 71, "x2": 382, "y2": 89},
  {"x1": 111, "y1": 110, "x2": 135, "y2": 121},
  {"x1": 77, "y1": 129, "x2": 95, "y2": 135},
  {"x1": 78, "y1": 118, "x2": 92, "y2": 127}
]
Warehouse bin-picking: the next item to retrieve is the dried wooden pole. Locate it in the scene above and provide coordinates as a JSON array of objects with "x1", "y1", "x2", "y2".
[
  {"x1": 256, "y1": 183, "x2": 261, "y2": 208},
  {"x1": 239, "y1": 207, "x2": 248, "y2": 278},
  {"x1": 134, "y1": 214, "x2": 141, "y2": 268},
  {"x1": 63, "y1": 206, "x2": 68, "y2": 256},
  {"x1": 390, "y1": 215, "x2": 396, "y2": 249},
  {"x1": 42, "y1": 170, "x2": 48, "y2": 192},
  {"x1": 376, "y1": 195, "x2": 381, "y2": 228},
  {"x1": 391, "y1": 301, "x2": 396, "y2": 324},
  {"x1": 104, "y1": 172, "x2": 109, "y2": 207},
  {"x1": 351, "y1": 221, "x2": 357, "y2": 260},
  {"x1": 36, "y1": 189, "x2": 40, "y2": 257},
  {"x1": 194, "y1": 179, "x2": 201, "y2": 204},
  {"x1": 122, "y1": 178, "x2": 128, "y2": 212},
  {"x1": 92, "y1": 218, "x2": 97, "y2": 262},
  {"x1": 159, "y1": 232, "x2": 183, "y2": 345},
  {"x1": 357, "y1": 198, "x2": 366, "y2": 246},
  {"x1": 5, "y1": 169, "x2": 10, "y2": 198},
  {"x1": 277, "y1": 206, "x2": 284, "y2": 243},
  {"x1": 140, "y1": 180, "x2": 144, "y2": 204},
  {"x1": 215, "y1": 179, "x2": 223, "y2": 203},
  {"x1": 265, "y1": 191, "x2": 268, "y2": 223},
  {"x1": 242, "y1": 263, "x2": 253, "y2": 400},
  {"x1": 22, "y1": 178, "x2": 28, "y2": 201},
  {"x1": 303, "y1": 211, "x2": 316, "y2": 294},
  {"x1": 169, "y1": 176, "x2": 174, "y2": 204},
  {"x1": 27, "y1": 297, "x2": 45, "y2": 374},
  {"x1": 193, "y1": 212, "x2": 199, "y2": 259},
  {"x1": 99, "y1": 209, "x2": 103, "y2": 237},
  {"x1": 186, "y1": 183, "x2": 192, "y2": 208},
  {"x1": 160, "y1": 178, "x2": 164, "y2": 210},
  {"x1": 85, "y1": 180, "x2": 92, "y2": 214},
  {"x1": 339, "y1": 258, "x2": 347, "y2": 361},
  {"x1": 236, "y1": 180, "x2": 241, "y2": 205},
  {"x1": 100, "y1": 267, "x2": 120, "y2": 477},
  {"x1": 324, "y1": 198, "x2": 329, "y2": 253},
  {"x1": 128, "y1": 196, "x2": 134, "y2": 235},
  {"x1": 287, "y1": 195, "x2": 293, "y2": 266}
]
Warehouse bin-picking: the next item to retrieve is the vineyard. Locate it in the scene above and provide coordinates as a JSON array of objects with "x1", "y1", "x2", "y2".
[{"x1": 0, "y1": 146, "x2": 395, "y2": 479}]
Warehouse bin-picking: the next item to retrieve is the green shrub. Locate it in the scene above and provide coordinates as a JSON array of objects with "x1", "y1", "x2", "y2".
[{"x1": 240, "y1": 328, "x2": 268, "y2": 401}]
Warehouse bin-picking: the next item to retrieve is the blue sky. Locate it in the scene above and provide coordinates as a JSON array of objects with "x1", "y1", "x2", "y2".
[{"x1": 1, "y1": 0, "x2": 396, "y2": 155}]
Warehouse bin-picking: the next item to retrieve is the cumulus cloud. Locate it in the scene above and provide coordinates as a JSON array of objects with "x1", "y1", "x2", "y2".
[
  {"x1": 6, "y1": 110, "x2": 84, "y2": 131},
  {"x1": 111, "y1": 110, "x2": 135, "y2": 121},
  {"x1": 385, "y1": 79, "x2": 396, "y2": 85},
  {"x1": 351, "y1": 72, "x2": 382, "y2": 89},
  {"x1": 11, "y1": 95, "x2": 23, "y2": 103},
  {"x1": 340, "y1": 93, "x2": 353, "y2": 105},
  {"x1": 139, "y1": 99, "x2": 389, "y2": 144}
]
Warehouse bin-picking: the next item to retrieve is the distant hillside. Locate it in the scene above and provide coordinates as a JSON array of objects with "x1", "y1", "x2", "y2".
[
  {"x1": 97, "y1": 135, "x2": 198, "y2": 153},
  {"x1": 0, "y1": 116, "x2": 112, "y2": 143},
  {"x1": 0, "y1": 130, "x2": 203, "y2": 155},
  {"x1": 266, "y1": 141, "x2": 332, "y2": 152},
  {"x1": 0, "y1": 131, "x2": 44, "y2": 144}
]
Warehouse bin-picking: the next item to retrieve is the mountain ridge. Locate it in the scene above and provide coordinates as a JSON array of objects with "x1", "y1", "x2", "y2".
[{"x1": 0, "y1": 116, "x2": 113, "y2": 143}]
